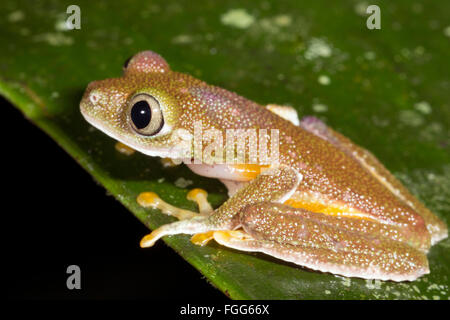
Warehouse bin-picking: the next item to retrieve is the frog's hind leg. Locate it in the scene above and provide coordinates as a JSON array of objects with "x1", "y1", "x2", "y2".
[
  {"x1": 300, "y1": 116, "x2": 447, "y2": 245},
  {"x1": 214, "y1": 202, "x2": 429, "y2": 282}
]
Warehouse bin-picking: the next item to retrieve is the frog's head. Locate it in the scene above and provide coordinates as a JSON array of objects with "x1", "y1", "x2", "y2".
[{"x1": 80, "y1": 51, "x2": 199, "y2": 159}]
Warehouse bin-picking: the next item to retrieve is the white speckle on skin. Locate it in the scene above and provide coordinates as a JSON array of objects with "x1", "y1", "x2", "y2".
[
  {"x1": 221, "y1": 9, "x2": 255, "y2": 29},
  {"x1": 414, "y1": 101, "x2": 432, "y2": 114},
  {"x1": 312, "y1": 103, "x2": 328, "y2": 113},
  {"x1": 325, "y1": 290, "x2": 331, "y2": 295},
  {"x1": 175, "y1": 177, "x2": 193, "y2": 188},
  {"x1": 8, "y1": 10, "x2": 25, "y2": 22},
  {"x1": 318, "y1": 75, "x2": 331, "y2": 85}
]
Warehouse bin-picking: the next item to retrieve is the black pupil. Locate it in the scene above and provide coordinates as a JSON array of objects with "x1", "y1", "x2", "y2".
[{"x1": 131, "y1": 100, "x2": 151, "y2": 129}]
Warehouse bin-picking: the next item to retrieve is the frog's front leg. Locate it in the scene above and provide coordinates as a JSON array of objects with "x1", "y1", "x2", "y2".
[
  {"x1": 138, "y1": 166, "x2": 302, "y2": 248},
  {"x1": 215, "y1": 202, "x2": 429, "y2": 281}
]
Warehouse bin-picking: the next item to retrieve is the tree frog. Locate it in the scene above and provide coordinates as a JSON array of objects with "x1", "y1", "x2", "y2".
[{"x1": 80, "y1": 51, "x2": 447, "y2": 281}]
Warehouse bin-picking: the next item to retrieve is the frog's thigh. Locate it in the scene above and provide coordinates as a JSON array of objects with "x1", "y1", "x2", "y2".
[
  {"x1": 300, "y1": 116, "x2": 447, "y2": 245},
  {"x1": 216, "y1": 202, "x2": 429, "y2": 281},
  {"x1": 266, "y1": 104, "x2": 300, "y2": 126}
]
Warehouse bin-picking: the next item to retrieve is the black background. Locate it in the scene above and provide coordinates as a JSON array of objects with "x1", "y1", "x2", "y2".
[{"x1": 4, "y1": 96, "x2": 225, "y2": 300}]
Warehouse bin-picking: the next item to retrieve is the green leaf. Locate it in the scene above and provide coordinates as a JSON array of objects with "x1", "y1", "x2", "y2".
[{"x1": 2, "y1": 0, "x2": 449, "y2": 299}]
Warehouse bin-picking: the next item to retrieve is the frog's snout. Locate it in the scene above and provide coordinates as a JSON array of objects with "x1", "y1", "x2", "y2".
[
  {"x1": 80, "y1": 79, "x2": 124, "y2": 122},
  {"x1": 80, "y1": 80, "x2": 100, "y2": 117}
]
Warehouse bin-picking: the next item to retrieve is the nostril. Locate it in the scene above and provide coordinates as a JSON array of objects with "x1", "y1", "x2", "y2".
[{"x1": 89, "y1": 90, "x2": 101, "y2": 104}]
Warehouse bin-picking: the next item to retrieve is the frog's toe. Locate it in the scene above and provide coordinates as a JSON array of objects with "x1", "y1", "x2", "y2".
[
  {"x1": 137, "y1": 192, "x2": 198, "y2": 220},
  {"x1": 140, "y1": 216, "x2": 213, "y2": 248},
  {"x1": 187, "y1": 188, "x2": 213, "y2": 215},
  {"x1": 190, "y1": 231, "x2": 216, "y2": 246},
  {"x1": 191, "y1": 230, "x2": 254, "y2": 247}
]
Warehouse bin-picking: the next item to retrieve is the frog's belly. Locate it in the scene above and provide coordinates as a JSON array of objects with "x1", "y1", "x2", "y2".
[{"x1": 186, "y1": 163, "x2": 268, "y2": 196}]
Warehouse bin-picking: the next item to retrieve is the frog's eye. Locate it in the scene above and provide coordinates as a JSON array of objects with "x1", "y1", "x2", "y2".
[
  {"x1": 123, "y1": 51, "x2": 170, "y2": 74},
  {"x1": 127, "y1": 93, "x2": 164, "y2": 136}
]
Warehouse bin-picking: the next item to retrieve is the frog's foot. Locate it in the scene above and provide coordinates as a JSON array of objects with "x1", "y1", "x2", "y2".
[
  {"x1": 140, "y1": 215, "x2": 214, "y2": 248},
  {"x1": 216, "y1": 202, "x2": 429, "y2": 282},
  {"x1": 115, "y1": 141, "x2": 136, "y2": 156},
  {"x1": 139, "y1": 166, "x2": 302, "y2": 249},
  {"x1": 137, "y1": 189, "x2": 217, "y2": 247},
  {"x1": 137, "y1": 188, "x2": 214, "y2": 220},
  {"x1": 266, "y1": 104, "x2": 300, "y2": 126},
  {"x1": 137, "y1": 192, "x2": 198, "y2": 220}
]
